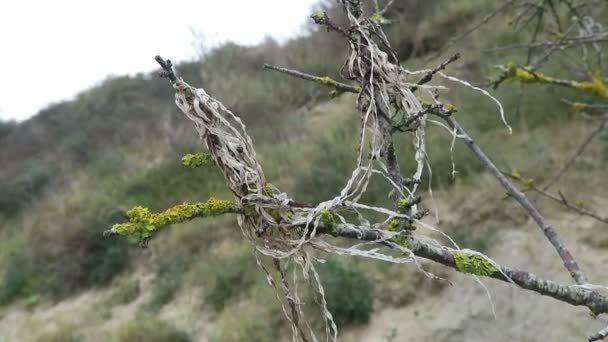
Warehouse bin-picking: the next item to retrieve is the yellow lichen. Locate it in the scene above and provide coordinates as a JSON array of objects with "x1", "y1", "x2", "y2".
[
  {"x1": 510, "y1": 168, "x2": 535, "y2": 191},
  {"x1": 505, "y1": 62, "x2": 554, "y2": 83},
  {"x1": 319, "y1": 208, "x2": 335, "y2": 225},
  {"x1": 387, "y1": 218, "x2": 408, "y2": 247},
  {"x1": 570, "y1": 72, "x2": 608, "y2": 98},
  {"x1": 181, "y1": 152, "x2": 213, "y2": 168},
  {"x1": 112, "y1": 198, "x2": 233, "y2": 245},
  {"x1": 263, "y1": 183, "x2": 274, "y2": 196},
  {"x1": 317, "y1": 76, "x2": 337, "y2": 86},
  {"x1": 370, "y1": 11, "x2": 383, "y2": 23},
  {"x1": 453, "y1": 251, "x2": 498, "y2": 276}
]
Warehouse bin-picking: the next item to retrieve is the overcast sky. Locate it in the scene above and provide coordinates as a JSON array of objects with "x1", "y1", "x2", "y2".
[{"x1": 0, "y1": 0, "x2": 321, "y2": 121}]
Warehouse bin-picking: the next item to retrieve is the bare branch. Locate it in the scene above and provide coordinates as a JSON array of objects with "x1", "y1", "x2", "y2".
[
  {"x1": 263, "y1": 63, "x2": 361, "y2": 95},
  {"x1": 543, "y1": 118, "x2": 607, "y2": 190},
  {"x1": 442, "y1": 116, "x2": 589, "y2": 285}
]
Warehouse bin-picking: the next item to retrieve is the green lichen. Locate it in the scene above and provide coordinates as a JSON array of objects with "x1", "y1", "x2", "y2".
[
  {"x1": 263, "y1": 183, "x2": 274, "y2": 196},
  {"x1": 317, "y1": 76, "x2": 338, "y2": 86},
  {"x1": 319, "y1": 209, "x2": 335, "y2": 225},
  {"x1": 387, "y1": 218, "x2": 408, "y2": 247},
  {"x1": 269, "y1": 208, "x2": 294, "y2": 222},
  {"x1": 329, "y1": 88, "x2": 339, "y2": 98},
  {"x1": 444, "y1": 103, "x2": 456, "y2": 112},
  {"x1": 181, "y1": 152, "x2": 213, "y2": 168},
  {"x1": 370, "y1": 11, "x2": 383, "y2": 23},
  {"x1": 510, "y1": 168, "x2": 535, "y2": 191},
  {"x1": 387, "y1": 217, "x2": 400, "y2": 231},
  {"x1": 505, "y1": 62, "x2": 554, "y2": 83},
  {"x1": 453, "y1": 251, "x2": 498, "y2": 276},
  {"x1": 311, "y1": 11, "x2": 325, "y2": 21},
  {"x1": 112, "y1": 198, "x2": 233, "y2": 245},
  {"x1": 571, "y1": 71, "x2": 608, "y2": 98},
  {"x1": 353, "y1": 86, "x2": 362, "y2": 93},
  {"x1": 242, "y1": 205, "x2": 258, "y2": 218}
]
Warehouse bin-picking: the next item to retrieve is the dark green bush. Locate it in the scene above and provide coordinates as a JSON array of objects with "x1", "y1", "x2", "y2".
[
  {"x1": 0, "y1": 161, "x2": 51, "y2": 213},
  {"x1": 317, "y1": 259, "x2": 374, "y2": 328},
  {"x1": 146, "y1": 256, "x2": 190, "y2": 311},
  {"x1": 0, "y1": 243, "x2": 33, "y2": 305},
  {"x1": 31, "y1": 205, "x2": 129, "y2": 299},
  {"x1": 205, "y1": 255, "x2": 255, "y2": 312}
]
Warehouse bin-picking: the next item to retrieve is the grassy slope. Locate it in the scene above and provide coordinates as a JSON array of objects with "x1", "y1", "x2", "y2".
[{"x1": 1, "y1": 1, "x2": 607, "y2": 341}]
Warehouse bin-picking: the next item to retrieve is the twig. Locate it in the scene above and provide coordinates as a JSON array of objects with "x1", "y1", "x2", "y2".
[
  {"x1": 263, "y1": 64, "x2": 360, "y2": 94},
  {"x1": 425, "y1": 0, "x2": 516, "y2": 62},
  {"x1": 502, "y1": 169, "x2": 608, "y2": 225},
  {"x1": 411, "y1": 53, "x2": 461, "y2": 92},
  {"x1": 543, "y1": 118, "x2": 607, "y2": 190},
  {"x1": 442, "y1": 116, "x2": 589, "y2": 285},
  {"x1": 155, "y1": 55, "x2": 178, "y2": 84},
  {"x1": 535, "y1": 188, "x2": 608, "y2": 225}
]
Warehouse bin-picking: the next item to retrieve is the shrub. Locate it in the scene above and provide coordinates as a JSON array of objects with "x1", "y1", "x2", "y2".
[
  {"x1": 317, "y1": 259, "x2": 374, "y2": 328},
  {"x1": 204, "y1": 255, "x2": 255, "y2": 312},
  {"x1": 116, "y1": 319, "x2": 190, "y2": 342},
  {"x1": 0, "y1": 243, "x2": 33, "y2": 305},
  {"x1": 0, "y1": 161, "x2": 51, "y2": 214},
  {"x1": 145, "y1": 256, "x2": 190, "y2": 311}
]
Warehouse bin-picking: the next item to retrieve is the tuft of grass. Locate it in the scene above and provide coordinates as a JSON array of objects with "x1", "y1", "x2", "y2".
[
  {"x1": 107, "y1": 279, "x2": 140, "y2": 306},
  {"x1": 211, "y1": 303, "x2": 280, "y2": 342},
  {"x1": 115, "y1": 319, "x2": 191, "y2": 342}
]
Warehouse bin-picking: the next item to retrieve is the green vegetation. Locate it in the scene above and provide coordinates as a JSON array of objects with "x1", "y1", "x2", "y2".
[
  {"x1": 115, "y1": 319, "x2": 191, "y2": 342},
  {"x1": 0, "y1": 241, "x2": 33, "y2": 305},
  {"x1": 204, "y1": 255, "x2": 256, "y2": 312},
  {"x1": 0, "y1": 161, "x2": 51, "y2": 214},
  {"x1": 107, "y1": 279, "x2": 140, "y2": 306},
  {"x1": 317, "y1": 259, "x2": 374, "y2": 327},
  {"x1": 453, "y1": 251, "x2": 498, "y2": 276}
]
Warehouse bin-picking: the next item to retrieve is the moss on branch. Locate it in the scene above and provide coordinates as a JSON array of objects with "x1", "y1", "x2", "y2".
[
  {"x1": 111, "y1": 198, "x2": 234, "y2": 245},
  {"x1": 181, "y1": 152, "x2": 214, "y2": 168},
  {"x1": 453, "y1": 251, "x2": 498, "y2": 276}
]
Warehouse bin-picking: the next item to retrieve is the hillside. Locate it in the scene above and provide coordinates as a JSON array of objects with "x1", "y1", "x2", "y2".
[{"x1": 1, "y1": 1, "x2": 607, "y2": 341}]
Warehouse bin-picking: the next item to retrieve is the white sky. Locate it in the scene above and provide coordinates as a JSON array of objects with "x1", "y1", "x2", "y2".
[{"x1": 0, "y1": 0, "x2": 321, "y2": 121}]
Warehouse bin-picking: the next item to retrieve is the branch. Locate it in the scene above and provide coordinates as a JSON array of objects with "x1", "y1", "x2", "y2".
[
  {"x1": 503, "y1": 169, "x2": 608, "y2": 226},
  {"x1": 411, "y1": 53, "x2": 461, "y2": 92},
  {"x1": 542, "y1": 118, "x2": 607, "y2": 190},
  {"x1": 155, "y1": 55, "x2": 178, "y2": 84},
  {"x1": 263, "y1": 64, "x2": 361, "y2": 95},
  {"x1": 535, "y1": 188, "x2": 608, "y2": 225},
  {"x1": 442, "y1": 116, "x2": 589, "y2": 285},
  {"x1": 105, "y1": 201, "x2": 608, "y2": 316},
  {"x1": 262, "y1": 56, "x2": 591, "y2": 285}
]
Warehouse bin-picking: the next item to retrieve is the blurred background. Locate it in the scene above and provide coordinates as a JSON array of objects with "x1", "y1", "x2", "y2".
[{"x1": 1, "y1": 0, "x2": 607, "y2": 341}]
